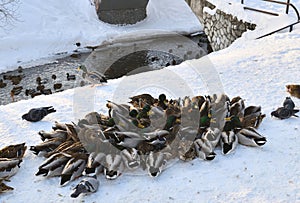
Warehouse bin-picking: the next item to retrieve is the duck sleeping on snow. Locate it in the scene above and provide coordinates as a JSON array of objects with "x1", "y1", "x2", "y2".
[
  {"x1": 0, "y1": 158, "x2": 23, "y2": 179},
  {"x1": 236, "y1": 127, "x2": 267, "y2": 147}
]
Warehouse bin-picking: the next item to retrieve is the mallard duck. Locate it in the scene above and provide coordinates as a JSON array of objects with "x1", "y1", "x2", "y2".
[
  {"x1": 30, "y1": 138, "x2": 65, "y2": 156},
  {"x1": 53, "y1": 83, "x2": 62, "y2": 90},
  {"x1": 210, "y1": 94, "x2": 230, "y2": 130},
  {"x1": 44, "y1": 141, "x2": 83, "y2": 158},
  {"x1": 244, "y1": 106, "x2": 262, "y2": 117},
  {"x1": 104, "y1": 153, "x2": 124, "y2": 180},
  {"x1": 241, "y1": 105, "x2": 266, "y2": 128},
  {"x1": 0, "y1": 143, "x2": 27, "y2": 159},
  {"x1": 77, "y1": 65, "x2": 107, "y2": 85},
  {"x1": 83, "y1": 112, "x2": 102, "y2": 125},
  {"x1": 193, "y1": 138, "x2": 216, "y2": 161},
  {"x1": 106, "y1": 100, "x2": 131, "y2": 118},
  {"x1": 52, "y1": 121, "x2": 67, "y2": 131},
  {"x1": 83, "y1": 152, "x2": 105, "y2": 176},
  {"x1": 10, "y1": 75, "x2": 23, "y2": 85},
  {"x1": 66, "y1": 73, "x2": 76, "y2": 81},
  {"x1": 178, "y1": 126, "x2": 198, "y2": 141},
  {"x1": 271, "y1": 107, "x2": 299, "y2": 119},
  {"x1": 10, "y1": 86, "x2": 23, "y2": 102},
  {"x1": 60, "y1": 153, "x2": 88, "y2": 186},
  {"x1": 0, "y1": 79, "x2": 7, "y2": 88},
  {"x1": 236, "y1": 127, "x2": 267, "y2": 147},
  {"x1": 36, "y1": 84, "x2": 45, "y2": 91},
  {"x1": 38, "y1": 130, "x2": 68, "y2": 141},
  {"x1": 286, "y1": 84, "x2": 300, "y2": 99},
  {"x1": 113, "y1": 131, "x2": 144, "y2": 148},
  {"x1": 36, "y1": 76, "x2": 48, "y2": 85},
  {"x1": 229, "y1": 97, "x2": 245, "y2": 118},
  {"x1": 178, "y1": 140, "x2": 196, "y2": 161},
  {"x1": 199, "y1": 97, "x2": 212, "y2": 129},
  {"x1": 70, "y1": 175, "x2": 99, "y2": 198},
  {"x1": 136, "y1": 104, "x2": 151, "y2": 120},
  {"x1": 36, "y1": 152, "x2": 70, "y2": 177},
  {"x1": 121, "y1": 148, "x2": 140, "y2": 170},
  {"x1": 0, "y1": 180, "x2": 14, "y2": 193},
  {"x1": 0, "y1": 158, "x2": 22, "y2": 179},
  {"x1": 242, "y1": 113, "x2": 266, "y2": 129},
  {"x1": 145, "y1": 151, "x2": 172, "y2": 177},
  {"x1": 223, "y1": 116, "x2": 242, "y2": 132},
  {"x1": 65, "y1": 123, "x2": 80, "y2": 142},
  {"x1": 41, "y1": 88, "x2": 52, "y2": 95},
  {"x1": 202, "y1": 127, "x2": 221, "y2": 149},
  {"x1": 220, "y1": 130, "x2": 238, "y2": 155},
  {"x1": 143, "y1": 130, "x2": 169, "y2": 141},
  {"x1": 10, "y1": 86, "x2": 23, "y2": 96},
  {"x1": 31, "y1": 92, "x2": 42, "y2": 98},
  {"x1": 129, "y1": 93, "x2": 156, "y2": 106},
  {"x1": 25, "y1": 88, "x2": 35, "y2": 96},
  {"x1": 156, "y1": 94, "x2": 168, "y2": 110}
]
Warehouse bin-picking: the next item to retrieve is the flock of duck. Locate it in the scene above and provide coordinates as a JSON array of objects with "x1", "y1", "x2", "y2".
[
  {"x1": 0, "y1": 66, "x2": 78, "y2": 102},
  {"x1": 1, "y1": 82, "x2": 299, "y2": 197},
  {"x1": 1, "y1": 91, "x2": 272, "y2": 197}
]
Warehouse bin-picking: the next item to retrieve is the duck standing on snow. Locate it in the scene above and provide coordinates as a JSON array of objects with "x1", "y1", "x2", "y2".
[
  {"x1": 77, "y1": 65, "x2": 107, "y2": 85},
  {"x1": 286, "y1": 84, "x2": 300, "y2": 99},
  {"x1": 70, "y1": 175, "x2": 99, "y2": 198},
  {"x1": 0, "y1": 158, "x2": 23, "y2": 179},
  {"x1": 22, "y1": 106, "x2": 56, "y2": 122},
  {"x1": 220, "y1": 116, "x2": 241, "y2": 155}
]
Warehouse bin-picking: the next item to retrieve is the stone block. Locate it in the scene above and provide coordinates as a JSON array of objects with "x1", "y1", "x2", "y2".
[{"x1": 95, "y1": 0, "x2": 149, "y2": 25}]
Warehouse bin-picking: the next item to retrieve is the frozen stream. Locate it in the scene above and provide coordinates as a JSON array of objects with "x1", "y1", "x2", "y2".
[{"x1": 0, "y1": 33, "x2": 209, "y2": 105}]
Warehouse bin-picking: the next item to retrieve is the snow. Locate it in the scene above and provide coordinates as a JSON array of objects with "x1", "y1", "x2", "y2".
[
  {"x1": 1, "y1": 0, "x2": 300, "y2": 202},
  {"x1": 0, "y1": 0, "x2": 202, "y2": 72}
]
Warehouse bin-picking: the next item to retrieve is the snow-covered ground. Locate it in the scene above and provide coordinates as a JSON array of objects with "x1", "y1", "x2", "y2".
[
  {"x1": 1, "y1": 0, "x2": 300, "y2": 202},
  {"x1": 0, "y1": 0, "x2": 201, "y2": 72}
]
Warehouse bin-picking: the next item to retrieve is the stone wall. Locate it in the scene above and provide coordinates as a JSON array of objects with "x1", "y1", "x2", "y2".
[{"x1": 186, "y1": 0, "x2": 256, "y2": 51}]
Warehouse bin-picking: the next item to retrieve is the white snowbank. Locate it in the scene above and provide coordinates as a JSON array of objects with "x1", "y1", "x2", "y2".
[{"x1": 1, "y1": 0, "x2": 300, "y2": 202}]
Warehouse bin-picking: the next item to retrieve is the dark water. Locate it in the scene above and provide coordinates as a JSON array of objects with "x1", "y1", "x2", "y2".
[
  {"x1": 0, "y1": 33, "x2": 210, "y2": 105},
  {"x1": 106, "y1": 50, "x2": 184, "y2": 78}
]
